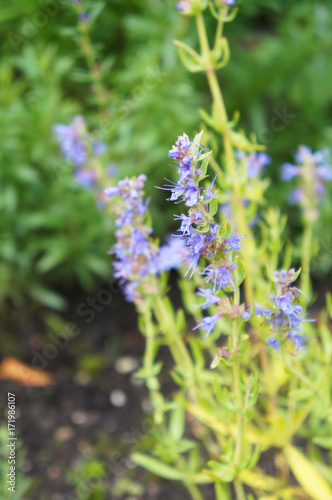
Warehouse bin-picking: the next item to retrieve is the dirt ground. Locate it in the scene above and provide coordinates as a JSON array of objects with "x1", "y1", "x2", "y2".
[{"x1": 0, "y1": 283, "x2": 217, "y2": 500}]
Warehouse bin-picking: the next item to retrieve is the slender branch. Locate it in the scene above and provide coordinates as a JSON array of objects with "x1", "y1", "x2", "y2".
[
  {"x1": 300, "y1": 221, "x2": 312, "y2": 305},
  {"x1": 234, "y1": 477, "x2": 246, "y2": 500},
  {"x1": 214, "y1": 18, "x2": 224, "y2": 52},
  {"x1": 195, "y1": 13, "x2": 255, "y2": 303},
  {"x1": 232, "y1": 288, "x2": 244, "y2": 471},
  {"x1": 154, "y1": 297, "x2": 194, "y2": 377},
  {"x1": 75, "y1": 12, "x2": 109, "y2": 111}
]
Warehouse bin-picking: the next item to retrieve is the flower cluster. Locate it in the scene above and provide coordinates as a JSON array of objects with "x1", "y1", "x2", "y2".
[
  {"x1": 161, "y1": 132, "x2": 250, "y2": 338},
  {"x1": 54, "y1": 115, "x2": 110, "y2": 190},
  {"x1": 105, "y1": 175, "x2": 186, "y2": 303},
  {"x1": 194, "y1": 290, "x2": 251, "y2": 339},
  {"x1": 236, "y1": 150, "x2": 271, "y2": 179},
  {"x1": 255, "y1": 269, "x2": 314, "y2": 352},
  {"x1": 281, "y1": 145, "x2": 332, "y2": 222}
]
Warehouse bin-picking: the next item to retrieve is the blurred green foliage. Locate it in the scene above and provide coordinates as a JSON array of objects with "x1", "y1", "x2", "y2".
[
  {"x1": 0, "y1": 0, "x2": 331, "y2": 307},
  {"x1": 0, "y1": 426, "x2": 31, "y2": 499}
]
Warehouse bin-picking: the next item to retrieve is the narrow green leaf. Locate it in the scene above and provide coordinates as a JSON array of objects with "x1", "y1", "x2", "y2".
[
  {"x1": 209, "y1": 197, "x2": 219, "y2": 217},
  {"x1": 284, "y1": 445, "x2": 332, "y2": 500},
  {"x1": 200, "y1": 157, "x2": 210, "y2": 177},
  {"x1": 198, "y1": 108, "x2": 216, "y2": 130},
  {"x1": 215, "y1": 482, "x2": 231, "y2": 500},
  {"x1": 313, "y1": 437, "x2": 332, "y2": 450},
  {"x1": 169, "y1": 394, "x2": 185, "y2": 442},
  {"x1": 289, "y1": 388, "x2": 313, "y2": 401},
  {"x1": 29, "y1": 285, "x2": 66, "y2": 310},
  {"x1": 131, "y1": 453, "x2": 183, "y2": 480}
]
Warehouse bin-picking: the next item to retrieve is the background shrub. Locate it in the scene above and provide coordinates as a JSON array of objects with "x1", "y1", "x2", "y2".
[{"x1": 0, "y1": 0, "x2": 331, "y2": 308}]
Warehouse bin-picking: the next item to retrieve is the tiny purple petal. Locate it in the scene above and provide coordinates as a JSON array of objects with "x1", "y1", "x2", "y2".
[{"x1": 193, "y1": 314, "x2": 220, "y2": 339}]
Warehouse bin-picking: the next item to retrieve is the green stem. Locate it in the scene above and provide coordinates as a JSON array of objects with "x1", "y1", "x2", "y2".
[
  {"x1": 232, "y1": 289, "x2": 244, "y2": 469},
  {"x1": 214, "y1": 18, "x2": 224, "y2": 51},
  {"x1": 185, "y1": 483, "x2": 204, "y2": 500},
  {"x1": 176, "y1": 454, "x2": 204, "y2": 500},
  {"x1": 287, "y1": 362, "x2": 298, "y2": 433},
  {"x1": 144, "y1": 326, "x2": 154, "y2": 378},
  {"x1": 231, "y1": 284, "x2": 247, "y2": 499},
  {"x1": 285, "y1": 363, "x2": 317, "y2": 391},
  {"x1": 234, "y1": 477, "x2": 246, "y2": 500},
  {"x1": 75, "y1": 14, "x2": 109, "y2": 111},
  {"x1": 154, "y1": 297, "x2": 194, "y2": 377},
  {"x1": 195, "y1": 13, "x2": 254, "y2": 304},
  {"x1": 142, "y1": 307, "x2": 160, "y2": 393},
  {"x1": 210, "y1": 154, "x2": 225, "y2": 179},
  {"x1": 300, "y1": 222, "x2": 312, "y2": 304}
]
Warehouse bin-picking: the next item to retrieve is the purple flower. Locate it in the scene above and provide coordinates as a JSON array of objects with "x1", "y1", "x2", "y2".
[
  {"x1": 288, "y1": 330, "x2": 307, "y2": 350},
  {"x1": 193, "y1": 314, "x2": 220, "y2": 339},
  {"x1": 288, "y1": 188, "x2": 304, "y2": 205},
  {"x1": 113, "y1": 257, "x2": 133, "y2": 281},
  {"x1": 108, "y1": 173, "x2": 197, "y2": 303},
  {"x1": 282, "y1": 145, "x2": 332, "y2": 218},
  {"x1": 178, "y1": 157, "x2": 193, "y2": 181},
  {"x1": 204, "y1": 175, "x2": 217, "y2": 201},
  {"x1": 255, "y1": 304, "x2": 273, "y2": 317},
  {"x1": 316, "y1": 165, "x2": 332, "y2": 182},
  {"x1": 184, "y1": 178, "x2": 200, "y2": 206},
  {"x1": 157, "y1": 179, "x2": 185, "y2": 203},
  {"x1": 163, "y1": 133, "x2": 237, "y2": 304},
  {"x1": 281, "y1": 162, "x2": 300, "y2": 181},
  {"x1": 224, "y1": 234, "x2": 248, "y2": 253},
  {"x1": 168, "y1": 133, "x2": 192, "y2": 159},
  {"x1": 175, "y1": 1, "x2": 195, "y2": 14},
  {"x1": 93, "y1": 141, "x2": 107, "y2": 156},
  {"x1": 187, "y1": 232, "x2": 206, "y2": 254},
  {"x1": 276, "y1": 292, "x2": 296, "y2": 315},
  {"x1": 74, "y1": 169, "x2": 97, "y2": 188},
  {"x1": 267, "y1": 338, "x2": 280, "y2": 351},
  {"x1": 258, "y1": 269, "x2": 315, "y2": 352},
  {"x1": 151, "y1": 237, "x2": 187, "y2": 273},
  {"x1": 195, "y1": 288, "x2": 221, "y2": 309},
  {"x1": 105, "y1": 186, "x2": 121, "y2": 198},
  {"x1": 183, "y1": 252, "x2": 200, "y2": 278},
  {"x1": 107, "y1": 175, "x2": 155, "y2": 302},
  {"x1": 207, "y1": 223, "x2": 220, "y2": 242},
  {"x1": 123, "y1": 281, "x2": 139, "y2": 302},
  {"x1": 174, "y1": 214, "x2": 193, "y2": 236},
  {"x1": 247, "y1": 152, "x2": 271, "y2": 178},
  {"x1": 242, "y1": 308, "x2": 251, "y2": 320},
  {"x1": 79, "y1": 12, "x2": 89, "y2": 21},
  {"x1": 202, "y1": 265, "x2": 235, "y2": 292},
  {"x1": 130, "y1": 228, "x2": 151, "y2": 258},
  {"x1": 294, "y1": 145, "x2": 317, "y2": 164},
  {"x1": 54, "y1": 115, "x2": 87, "y2": 166}
]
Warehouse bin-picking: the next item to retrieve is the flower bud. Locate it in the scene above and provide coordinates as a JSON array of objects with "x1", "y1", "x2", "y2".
[{"x1": 176, "y1": 0, "x2": 208, "y2": 16}]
